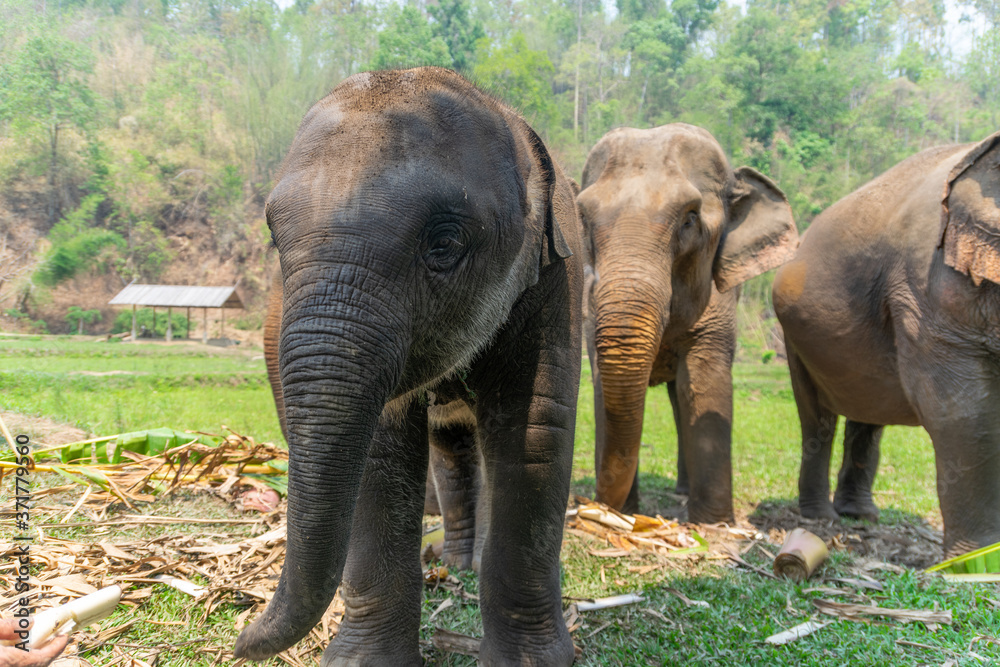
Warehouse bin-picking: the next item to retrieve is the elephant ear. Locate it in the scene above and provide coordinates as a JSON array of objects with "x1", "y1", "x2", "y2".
[
  {"x1": 714, "y1": 166, "x2": 799, "y2": 293},
  {"x1": 567, "y1": 176, "x2": 582, "y2": 198},
  {"x1": 518, "y1": 123, "x2": 574, "y2": 283},
  {"x1": 939, "y1": 131, "x2": 1000, "y2": 287}
]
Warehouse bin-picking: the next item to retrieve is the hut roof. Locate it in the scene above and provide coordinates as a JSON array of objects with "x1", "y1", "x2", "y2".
[{"x1": 109, "y1": 284, "x2": 244, "y2": 309}]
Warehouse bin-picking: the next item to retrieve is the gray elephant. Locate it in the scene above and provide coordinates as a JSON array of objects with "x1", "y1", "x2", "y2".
[
  {"x1": 578, "y1": 123, "x2": 798, "y2": 522},
  {"x1": 774, "y1": 132, "x2": 1000, "y2": 556},
  {"x1": 236, "y1": 67, "x2": 583, "y2": 666}
]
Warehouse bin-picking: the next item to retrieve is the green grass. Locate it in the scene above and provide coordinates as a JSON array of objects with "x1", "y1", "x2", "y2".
[
  {"x1": 1, "y1": 335, "x2": 993, "y2": 666},
  {"x1": 0, "y1": 335, "x2": 282, "y2": 443}
]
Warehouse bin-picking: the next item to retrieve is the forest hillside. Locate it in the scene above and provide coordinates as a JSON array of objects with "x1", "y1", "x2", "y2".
[{"x1": 0, "y1": 0, "x2": 997, "y2": 336}]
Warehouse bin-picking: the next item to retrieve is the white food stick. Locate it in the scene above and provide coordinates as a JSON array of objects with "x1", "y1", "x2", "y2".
[
  {"x1": 575, "y1": 593, "x2": 644, "y2": 612},
  {"x1": 28, "y1": 585, "x2": 122, "y2": 649}
]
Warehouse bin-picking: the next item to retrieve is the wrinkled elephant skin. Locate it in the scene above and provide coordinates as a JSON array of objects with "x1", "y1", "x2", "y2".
[
  {"x1": 774, "y1": 133, "x2": 1000, "y2": 556},
  {"x1": 265, "y1": 272, "x2": 473, "y2": 556},
  {"x1": 579, "y1": 124, "x2": 798, "y2": 522},
  {"x1": 235, "y1": 68, "x2": 583, "y2": 667}
]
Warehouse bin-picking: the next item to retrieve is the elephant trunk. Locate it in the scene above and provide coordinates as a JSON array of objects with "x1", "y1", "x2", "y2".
[
  {"x1": 234, "y1": 268, "x2": 408, "y2": 659},
  {"x1": 593, "y1": 272, "x2": 667, "y2": 511}
]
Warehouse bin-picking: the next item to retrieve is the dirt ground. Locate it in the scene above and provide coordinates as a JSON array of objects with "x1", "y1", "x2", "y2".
[
  {"x1": 0, "y1": 410, "x2": 89, "y2": 446},
  {"x1": 610, "y1": 485, "x2": 945, "y2": 571}
]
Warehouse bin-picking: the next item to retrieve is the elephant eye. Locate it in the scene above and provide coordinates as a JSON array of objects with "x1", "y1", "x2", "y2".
[
  {"x1": 423, "y1": 224, "x2": 466, "y2": 272},
  {"x1": 683, "y1": 211, "x2": 699, "y2": 230}
]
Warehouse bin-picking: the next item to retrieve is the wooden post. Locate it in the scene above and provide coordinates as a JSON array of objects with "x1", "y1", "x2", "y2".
[
  {"x1": 131, "y1": 304, "x2": 136, "y2": 343},
  {"x1": 166, "y1": 306, "x2": 173, "y2": 342},
  {"x1": 186, "y1": 307, "x2": 190, "y2": 339},
  {"x1": 152, "y1": 306, "x2": 157, "y2": 338},
  {"x1": 203, "y1": 307, "x2": 208, "y2": 344},
  {"x1": 221, "y1": 307, "x2": 225, "y2": 340}
]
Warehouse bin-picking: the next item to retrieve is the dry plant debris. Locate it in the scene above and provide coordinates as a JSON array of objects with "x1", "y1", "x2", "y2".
[
  {"x1": 812, "y1": 598, "x2": 953, "y2": 629},
  {"x1": 565, "y1": 496, "x2": 708, "y2": 557},
  {"x1": 1, "y1": 419, "x2": 962, "y2": 664},
  {"x1": 0, "y1": 521, "x2": 345, "y2": 665},
  {"x1": 0, "y1": 427, "x2": 289, "y2": 511}
]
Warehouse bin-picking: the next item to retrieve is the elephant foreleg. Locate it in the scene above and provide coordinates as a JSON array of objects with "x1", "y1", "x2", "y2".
[
  {"x1": 788, "y1": 343, "x2": 840, "y2": 521},
  {"x1": 469, "y1": 329, "x2": 578, "y2": 666},
  {"x1": 833, "y1": 420, "x2": 882, "y2": 522},
  {"x1": 322, "y1": 401, "x2": 428, "y2": 667},
  {"x1": 901, "y1": 351, "x2": 1000, "y2": 556},
  {"x1": 675, "y1": 338, "x2": 735, "y2": 524},
  {"x1": 429, "y1": 420, "x2": 480, "y2": 571}
]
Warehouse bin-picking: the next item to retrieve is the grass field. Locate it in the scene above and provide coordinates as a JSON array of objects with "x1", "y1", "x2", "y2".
[{"x1": 2, "y1": 334, "x2": 997, "y2": 665}]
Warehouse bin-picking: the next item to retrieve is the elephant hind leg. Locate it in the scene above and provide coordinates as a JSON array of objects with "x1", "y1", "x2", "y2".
[
  {"x1": 833, "y1": 420, "x2": 883, "y2": 522},
  {"x1": 429, "y1": 421, "x2": 479, "y2": 572},
  {"x1": 423, "y1": 470, "x2": 441, "y2": 516},
  {"x1": 789, "y1": 344, "x2": 840, "y2": 520},
  {"x1": 667, "y1": 380, "x2": 689, "y2": 496}
]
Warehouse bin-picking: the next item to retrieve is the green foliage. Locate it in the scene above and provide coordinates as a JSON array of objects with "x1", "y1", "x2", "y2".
[
  {"x1": 0, "y1": 34, "x2": 96, "y2": 139},
  {"x1": 66, "y1": 306, "x2": 102, "y2": 334},
  {"x1": 0, "y1": 0, "x2": 993, "y2": 276},
  {"x1": 429, "y1": 0, "x2": 486, "y2": 72},
  {"x1": 473, "y1": 33, "x2": 557, "y2": 129},
  {"x1": 111, "y1": 308, "x2": 189, "y2": 338},
  {"x1": 232, "y1": 311, "x2": 265, "y2": 331},
  {"x1": 37, "y1": 227, "x2": 126, "y2": 286},
  {"x1": 369, "y1": 5, "x2": 452, "y2": 70},
  {"x1": 3, "y1": 309, "x2": 50, "y2": 333}
]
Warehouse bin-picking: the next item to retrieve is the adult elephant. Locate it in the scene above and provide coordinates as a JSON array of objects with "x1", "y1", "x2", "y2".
[
  {"x1": 236, "y1": 67, "x2": 583, "y2": 666},
  {"x1": 774, "y1": 133, "x2": 1000, "y2": 556},
  {"x1": 579, "y1": 124, "x2": 798, "y2": 521}
]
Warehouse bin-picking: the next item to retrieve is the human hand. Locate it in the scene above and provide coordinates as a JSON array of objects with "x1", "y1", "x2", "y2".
[{"x1": 0, "y1": 618, "x2": 70, "y2": 667}]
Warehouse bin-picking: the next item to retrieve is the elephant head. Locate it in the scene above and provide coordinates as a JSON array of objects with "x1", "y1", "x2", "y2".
[
  {"x1": 234, "y1": 67, "x2": 572, "y2": 659},
  {"x1": 578, "y1": 123, "x2": 797, "y2": 513}
]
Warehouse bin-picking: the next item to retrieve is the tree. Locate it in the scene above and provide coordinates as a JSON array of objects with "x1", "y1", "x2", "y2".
[
  {"x1": 369, "y1": 5, "x2": 452, "y2": 70},
  {"x1": 965, "y1": 27, "x2": 1000, "y2": 129},
  {"x1": 0, "y1": 33, "x2": 96, "y2": 225},
  {"x1": 66, "y1": 306, "x2": 101, "y2": 334},
  {"x1": 473, "y1": 32, "x2": 557, "y2": 134},
  {"x1": 429, "y1": 0, "x2": 486, "y2": 72}
]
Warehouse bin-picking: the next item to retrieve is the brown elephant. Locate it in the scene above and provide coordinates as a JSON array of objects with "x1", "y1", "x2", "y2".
[
  {"x1": 578, "y1": 123, "x2": 798, "y2": 521},
  {"x1": 774, "y1": 132, "x2": 1000, "y2": 556},
  {"x1": 264, "y1": 273, "x2": 479, "y2": 567},
  {"x1": 236, "y1": 67, "x2": 583, "y2": 666}
]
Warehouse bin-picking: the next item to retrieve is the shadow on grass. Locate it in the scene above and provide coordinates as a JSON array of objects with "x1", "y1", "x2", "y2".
[
  {"x1": 570, "y1": 471, "x2": 945, "y2": 569},
  {"x1": 748, "y1": 497, "x2": 944, "y2": 569}
]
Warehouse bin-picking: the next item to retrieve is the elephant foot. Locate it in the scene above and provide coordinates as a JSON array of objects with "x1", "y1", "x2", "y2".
[
  {"x1": 479, "y1": 630, "x2": 575, "y2": 667},
  {"x1": 620, "y1": 495, "x2": 640, "y2": 515},
  {"x1": 321, "y1": 647, "x2": 421, "y2": 667},
  {"x1": 834, "y1": 495, "x2": 879, "y2": 523},
  {"x1": 322, "y1": 629, "x2": 421, "y2": 667},
  {"x1": 674, "y1": 481, "x2": 689, "y2": 496},
  {"x1": 440, "y1": 540, "x2": 475, "y2": 571},
  {"x1": 799, "y1": 499, "x2": 839, "y2": 521}
]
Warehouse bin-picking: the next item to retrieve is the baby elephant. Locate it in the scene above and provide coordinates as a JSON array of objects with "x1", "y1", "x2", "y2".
[
  {"x1": 774, "y1": 132, "x2": 1000, "y2": 556},
  {"x1": 237, "y1": 67, "x2": 583, "y2": 666}
]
